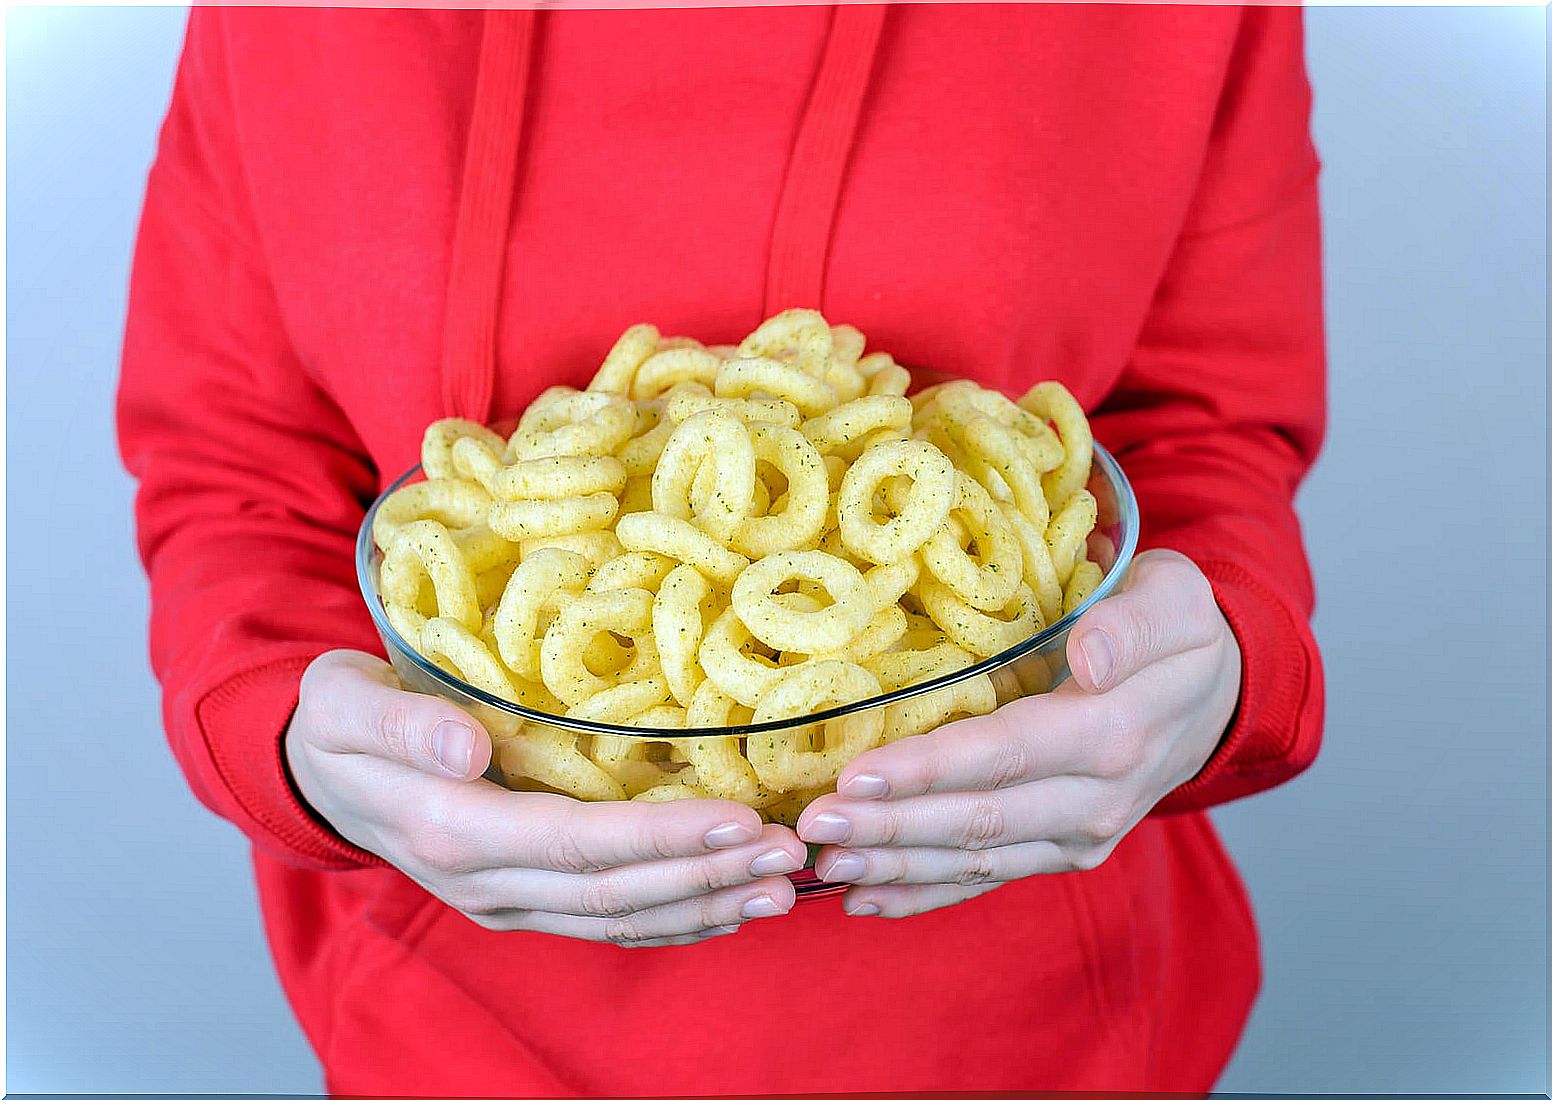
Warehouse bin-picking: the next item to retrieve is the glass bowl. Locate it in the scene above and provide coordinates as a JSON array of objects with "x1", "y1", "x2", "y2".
[{"x1": 356, "y1": 442, "x2": 1138, "y2": 897}]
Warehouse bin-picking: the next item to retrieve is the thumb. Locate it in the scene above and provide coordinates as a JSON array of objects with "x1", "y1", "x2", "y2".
[
  {"x1": 300, "y1": 650, "x2": 493, "y2": 780},
  {"x1": 1065, "y1": 549, "x2": 1219, "y2": 693}
]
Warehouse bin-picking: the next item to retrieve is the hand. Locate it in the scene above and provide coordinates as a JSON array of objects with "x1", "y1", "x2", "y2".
[
  {"x1": 285, "y1": 651, "x2": 806, "y2": 946},
  {"x1": 795, "y1": 549, "x2": 1241, "y2": 918}
]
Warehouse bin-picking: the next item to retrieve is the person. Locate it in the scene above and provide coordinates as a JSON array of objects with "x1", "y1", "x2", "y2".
[{"x1": 117, "y1": 5, "x2": 1325, "y2": 1094}]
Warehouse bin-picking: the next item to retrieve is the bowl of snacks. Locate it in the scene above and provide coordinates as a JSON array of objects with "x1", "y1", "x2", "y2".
[{"x1": 356, "y1": 310, "x2": 1138, "y2": 896}]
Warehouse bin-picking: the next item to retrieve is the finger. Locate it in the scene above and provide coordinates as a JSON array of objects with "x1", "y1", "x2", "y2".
[
  {"x1": 370, "y1": 785, "x2": 779, "y2": 879},
  {"x1": 815, "y1": 839, "x2": 1077, "y2": 887},
  {"x1": 466, "y1": 824, "x2": 805, "y2": 917},
  {"x1": 839, "y1": 881, "x2": 1002, "y2": 920},
  {"x1": 797, "y1": 776, "x2": 1104, "y2": 851},
  {"x1": 301, "y1": 649, "x2": 492, "y2": 780},
  {"x1": 830, "y1": 695, "x2": 1098, "y2": 800},
  {"x1": 1066, "y1": 548, "x2": 1220, "y2": 693},
  {"x1": 440, "y1": 791, "x2": 770, "y2": 873},
  {"x1": 490, "y1": 875, "x2": 798, "y2": 945}
]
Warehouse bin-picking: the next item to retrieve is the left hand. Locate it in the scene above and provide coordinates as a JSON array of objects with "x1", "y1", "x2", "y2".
[{"x1": 796, "y1": 549, "x2": 1242, "y2": 918}]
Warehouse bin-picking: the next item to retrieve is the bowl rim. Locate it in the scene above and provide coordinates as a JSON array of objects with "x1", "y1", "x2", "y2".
[{"x1": 356, "y1": 441, "x2": 1138, "y2": 738}]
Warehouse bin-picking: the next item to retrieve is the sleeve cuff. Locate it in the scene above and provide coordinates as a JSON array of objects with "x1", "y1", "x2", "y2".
[
  {"x1": 195, "y1": 653, "x2": 387, "y2": 871},
  {"x1": 1153, "y1": 556, "x2": 1320, "y2": 814}
]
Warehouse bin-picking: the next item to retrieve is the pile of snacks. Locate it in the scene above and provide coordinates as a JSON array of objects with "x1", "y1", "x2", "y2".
[{"x1": 370, "y1": 310, "x2": 1101, "y2": 820}]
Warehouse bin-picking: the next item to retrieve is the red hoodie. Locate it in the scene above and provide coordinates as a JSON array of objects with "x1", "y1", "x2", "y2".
[{"x1": 118, "y1": 6, "x2": 1325, "y2": 1095}]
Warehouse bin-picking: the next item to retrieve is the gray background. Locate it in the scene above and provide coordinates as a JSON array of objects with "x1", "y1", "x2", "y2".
[{"x1": 6, "y1": 6, "x2": 1546, "y2": 1093}]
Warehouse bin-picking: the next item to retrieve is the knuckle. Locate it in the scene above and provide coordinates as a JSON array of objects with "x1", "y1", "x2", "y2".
[
  {"x1": 1082, "y1": 798, "x2": 1133, "y2": 845},
  {"x1": 689, "y1": 856, "x2": 730, "y2": 896},
  {"x1": 1092, "y1": 720, "x2": 1143, "y2": 779},
  {"x1": 1069, "y1": 844, "x2": 1112, "y2": 872},
  {"x1": 639, "y1": 826, "x2": 681, "y2": 863},
  {"x1": 466, "y1": 908, "x2": 522, "y2": 931},
  {"x1": 404, "y1": 825, "x2": 465, "y2": 875},
  {"x1": 540, "y1": 826, "x2": 599, "y2": 874},
  {"x1": 1118, "y1": 603, "x2": 1160, "y2": 665},
  {"x1": 374, "y1": 698, "x2": 419, "y2": 762},
  {"x1": 953, "y1": 849, "x2": 999, "y2": 887},
  {"x1": 446, "y1": 881, "x2": 499, "y2": 917},
  {"x1": 957, "y1": 798, "x2": 1008, "y2": 849},
  {"x1": 603, "y1": 914, "x2": 653, "y2": 947},
  {"x1": 578, "y1": 875, "x2": 634, "y2": 919},
  {"x1": 870, "y1": 852, "x2": 906, "y2": 885},
  {"x1": 875, "y1": 809, "x2": 905, "y2": 848},
  {"x1": 985, "y1": 734, "x2": 1032, "y2": 789}
]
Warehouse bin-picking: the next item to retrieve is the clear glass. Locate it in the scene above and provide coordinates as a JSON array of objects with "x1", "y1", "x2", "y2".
[{"x1": 357, "y1": 443, "x2": 1138, "y2": 897}]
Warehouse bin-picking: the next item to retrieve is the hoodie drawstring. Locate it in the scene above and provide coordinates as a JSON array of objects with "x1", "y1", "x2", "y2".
[
  {"x1": 763, "y1": 5, "x2": 888, "y2": 315},
  {"x1": 441, "y1": 10, "x2": 537, "y2": 423},
  {"x1": 441, "y1": 6, "x2": 887, "y2": 422}
]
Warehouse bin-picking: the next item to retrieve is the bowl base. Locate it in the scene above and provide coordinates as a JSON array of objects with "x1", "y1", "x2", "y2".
[{"x1": 789, "y1": 867, "x2": 848, "y2": 900}]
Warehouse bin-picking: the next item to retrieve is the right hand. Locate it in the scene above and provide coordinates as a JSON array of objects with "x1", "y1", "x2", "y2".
[{"x1": 285, "y1": 650, "x2": 805, "y2": 947}]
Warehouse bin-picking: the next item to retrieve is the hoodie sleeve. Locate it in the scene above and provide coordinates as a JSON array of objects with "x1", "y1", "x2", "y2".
[
  {"x1": 117, "y1": 9, "x2": 386, "y2": 870},
  {"x1": 1091, "y1": 10, "x2": 1327, "y2": 814}
]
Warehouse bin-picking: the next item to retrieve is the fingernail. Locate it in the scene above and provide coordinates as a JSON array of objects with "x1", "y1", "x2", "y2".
[
  {"x1": 842, "y1": 773, "x2": 888, "y2": 800},
  {"x1": 704, "y1": 822, "x2": 757, "y2": 849},
  {"x1": 431, "y1": 722, "x2": 474, "y2": 776},
  {"x1": 749, "y1": 849, "x2": 799, "y2": 876},
  {"x1": 846, "y1": 901, "x2": 881, "y2": 917},
  {"x1": 1080, "y1": 629, "x2": 1116, "y2": 688},
  {"x1": 823, "y1": 852, "x2": 867, "y2": 882},
  {"x1": 741, "y1": 894, "x2": 784, "y2": 919},
  {"x1": 803, "y1": 812, "x2": 851, "y2": 844},
  {"x1": 699, "y1": 925, "x2": 740, "y2": 938}
]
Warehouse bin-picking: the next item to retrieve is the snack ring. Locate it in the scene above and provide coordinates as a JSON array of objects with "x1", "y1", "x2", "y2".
[
  {"x1": 506, "y1": 391, "x2": 635, "y2": 461},
  {"x1": 566, "y1": 676, "x2": 671, "y2": 723},
  {"x1": 857, "y1": 351, "x2": 911, "y2": 397},
  {"x1": 838, "y1": 440, "x2": 956, "y2": 565},
  {"x1": 615, "y1": 511, "x2": 750, "y2": 584},
  {"x1": 731, "y1": 550, "x2": 872, "y2": 654},
  {"x1": 631, "y1": 346, "x2": 723, "y2": 401},
  {"x1": 735, "y1": 308, "x2": 834, "y2": 379},
  {"x1": 918, "y1": 579, "x2": 1043, "y2": 658},
  {"x1": 448, "y1": 433, "x2": 508, "y2": 494},
  {"x1": 492, "y1": 547, "x2": 591, "y2": 681},
  {"x1": 882, "y1": 672, "x2": 997, "y2": 745},
  {"x1": 494, "y1": 455, "x2": 627, "y2": 501},
  {"x1": 715, "y1": 357, "x2": 838, "y2": 417},
  {"x1": 421, "y1": 418, "x2": 507, "y2": 481},
  {"x1": 372, "y1": 478, "x2": 491, "y2": 550},
  {"x1": 746, "y1": 660, "x2": 885, "y2": 791},
  {"x1": 539, "y1": 587, "x2": 659, "y2": 705},
  {"x1": 665, "y1": 390, "x2": 803, "y2": 429},
  {"x1": 489, "y1": 492, "x2": 619, "y2": 542},
  {"x1": 652, "y1": 410, "x2": 757, "y2": 543},
  {"x1": 1063, "y1": 559, "x2": 1105, "y2": 615},
  {"x1": 697, "y1": 605, "x2": 789, "y2": 708},
  {"x1": 586, "y1": 323, "x2": 660, "y2": 396},
  {"x1": 379, "y1": 520, "x2": 482, "y2": 642},
  {"x1": 920, "y1": 472, "x2": 1024, "y2": 612},
  {"x1": 1019, "y1": 380, "x2": 1093, "y2": 511},
  {"x1": 866, "y1": 640, "x2": 976, "y2": 693},
  {"x1": 491, "y1": 725, "x2": 626, "y2": 802},
  {"x1": 1002, "y1": 502, "x2": 1065, "y2": 626},
  {"x1": 587, "y1": 551, "x2": 678, "y2": 594},
  {"x1": 800, "y1": 395, "x2": 912, "y2": 455},
  {"x1": 731, "y1": 423, "x2": 829, "y2": 557},
  {"x1": 1044, "y1": 487, "x2": 1099, "y2": 587},
  {"x1": 518, "y1": 531, "x2": 623, "y2": 572},
  {"x1": 652, "y1": 563, "x2": 715, "y2": 707},
  {"x1": 678, "y1": 681, "x2": 767, "y2": 803}
]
